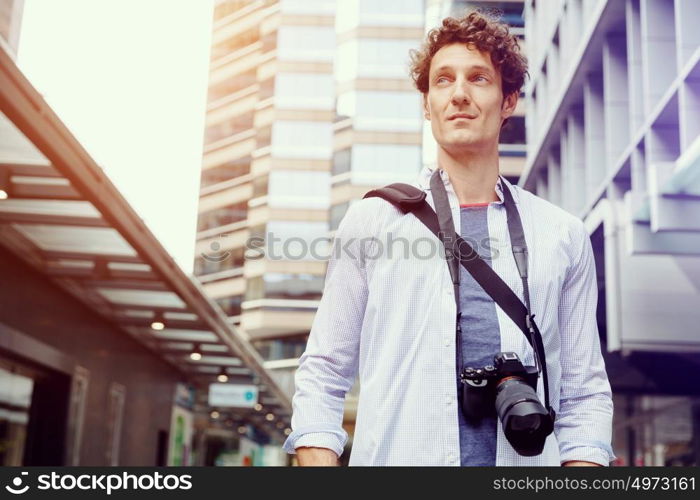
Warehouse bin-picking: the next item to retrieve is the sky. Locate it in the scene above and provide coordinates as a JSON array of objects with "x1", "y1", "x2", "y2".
[{"x1": 17, "y1": 0, "x2": 215, "y2": 274}]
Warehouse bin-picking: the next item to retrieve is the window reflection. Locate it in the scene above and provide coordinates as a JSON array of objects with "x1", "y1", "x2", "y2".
[
  {"x1": 215, "y1": 296, "x2": 243, "y2": 317},
  {"x1": 330, "y1": 202, "x2": 349, "y2": 231},
  {"x1": 268, "y1": 170, "x2": 330, "y2": 209},
  {"x1": 197, "y1": 202, "x2": 248, "y2": 233},
  {"x1": 0, "y1": 366, "x2": 33, "y2": 466},
  {"x1": 253, "y1": 337, "x2": 308, "y2": 361},
  {"x1": 245, "y1": 273, "x2": 324, "y2": 301},
  {"x1": 194, "y1": 247, "x2": 245, "y2": 276},
  {"x1": 200, "y1": 159, "x2": 250, "y2": 189},
  {"x1": 500, "y1": 115, "x2": 526, "y2": 145}
]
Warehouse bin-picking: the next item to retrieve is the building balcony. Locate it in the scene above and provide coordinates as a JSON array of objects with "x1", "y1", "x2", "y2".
[
  {"x1": 198, "y1": 179, "x2": 252, "y2": 215},
  {"x1": 202, "y1": 275, "x2": 246, "y2": 300},
  {"x1": 206, "y1": 84, "x2": 258, "y2": 128},
  {"x1": 202, "y1": 130, "x2": 257, "y2": 171},
  {"x1": 195, "y1": 227, "x2": 250, "y2": 256},
  {"x1": 240, "y1": 300, "x2": 318, "y2": 340},
  {"x1": 330, "y1": 181, "x2": 378, "y2": 206},
  {"x1": 209, "y1": 41, "x2": 262, "y2": 87},
  {"x1": 243, "y1": 258, "x2": 327, "y2": 279},
  {"x1": 212, "y1": 1, "x2": 265, "y2": 46}
]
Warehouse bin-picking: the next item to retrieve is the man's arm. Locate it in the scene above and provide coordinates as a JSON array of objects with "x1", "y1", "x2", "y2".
[
  {"x1": 282, "y1": 201, "x2": 373, "y2": 465},
  {"x1": 296, "y1": 447, "x2": 340, "y2": 466},
  {"x1": 554, "y1": 220, "x2": 616, "y2": 467}
]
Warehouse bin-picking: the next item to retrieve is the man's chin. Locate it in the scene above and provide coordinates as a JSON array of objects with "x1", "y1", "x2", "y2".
[{"x1": 441, "y1": 138, "x2": 482, "y2": 154}]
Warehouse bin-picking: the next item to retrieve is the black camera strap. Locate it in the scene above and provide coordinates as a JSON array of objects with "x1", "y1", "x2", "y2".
[
  {"x1": 363, "y1": 172, "x2": 554, "y2": 419},
  {"x1": 428, "y1": 170, "x2": 465, "y2": 371}
]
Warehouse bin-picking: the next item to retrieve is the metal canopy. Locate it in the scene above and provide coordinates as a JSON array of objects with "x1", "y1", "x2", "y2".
[{"x1": 0, "y1": 45, "x2": 291, "y2": 439}]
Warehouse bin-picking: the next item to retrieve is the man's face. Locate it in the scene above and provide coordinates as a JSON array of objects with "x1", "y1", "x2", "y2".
[{"x1": 423, "y1": 42, "x2": 517, "y2": 155}]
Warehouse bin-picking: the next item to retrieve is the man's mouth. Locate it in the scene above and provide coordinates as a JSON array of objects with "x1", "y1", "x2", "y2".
[{"x1": 448, "y1": 113, "x2": 477, "y2": 120}]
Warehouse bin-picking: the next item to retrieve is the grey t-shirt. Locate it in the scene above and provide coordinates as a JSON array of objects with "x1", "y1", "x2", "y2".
[{"x1": 456, "y1": 204, "x2": 499, "y2": 466}]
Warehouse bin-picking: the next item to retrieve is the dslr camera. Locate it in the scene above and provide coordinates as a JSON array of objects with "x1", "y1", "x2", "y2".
[{"x1": 460, "y1": 351, "x2": 554, "y2": 456}]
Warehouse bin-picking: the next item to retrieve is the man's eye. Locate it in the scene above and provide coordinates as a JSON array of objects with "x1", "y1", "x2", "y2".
[
  {"x1": 436, "y1": 76, "x2": 450, "y2": 84},
  {"x1": 473, "y1": 75, "x2": 488, "y2": 82}
]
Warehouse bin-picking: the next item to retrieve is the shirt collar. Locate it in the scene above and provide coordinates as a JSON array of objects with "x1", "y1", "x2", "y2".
[{"x1": 414, "y1": 163, "x2": 519, "y2": 205}]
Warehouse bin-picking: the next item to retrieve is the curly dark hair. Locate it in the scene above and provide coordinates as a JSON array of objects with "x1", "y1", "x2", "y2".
[{"x1": 409, "y1": 10, "x2": 528, "y2": 99}]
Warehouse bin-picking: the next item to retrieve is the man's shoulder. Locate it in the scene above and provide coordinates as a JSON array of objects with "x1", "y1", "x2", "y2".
[
  {"x1": 337, "y1": 188, "x2": 409, "y2": 237},
  {"x1": 346, "y1": 186, "x2": 415, "y2": 219},
  {"x1": 513, "y1": 186, "x2": 589, "y2": 259},
  {"x1": 514, "y1": 185, "x2": 586, "y2": 234}
]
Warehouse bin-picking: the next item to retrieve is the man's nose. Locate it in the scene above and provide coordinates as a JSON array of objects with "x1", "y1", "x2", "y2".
[{"x1": 451, "y1": 82, "x2": 471, "y2": 105}]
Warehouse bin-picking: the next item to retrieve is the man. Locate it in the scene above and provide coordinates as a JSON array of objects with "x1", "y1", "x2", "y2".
[{"x1": 282, "y1": 11, "x2": 615, "y2": 466}]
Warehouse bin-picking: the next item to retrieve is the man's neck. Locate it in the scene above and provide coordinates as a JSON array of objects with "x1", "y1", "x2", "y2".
[{"x1": 437, "y1": 146, "x2": 500, "y2": 205}]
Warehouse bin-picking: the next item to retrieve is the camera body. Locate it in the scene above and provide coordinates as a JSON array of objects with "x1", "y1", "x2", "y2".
[
  {"x1": 460, "y1": 351, "x2": 538, "y2": 420},
  {"x1": 460, "y1": 351, "x2": 553, "y2": 456}
]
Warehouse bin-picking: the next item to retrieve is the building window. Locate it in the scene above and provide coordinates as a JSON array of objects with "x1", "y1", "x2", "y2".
[
  {"x1": 336, "y1": 39, "x2": 422, "y2": 81},
  {"x1": 279, "y1": 0, "x2": 336, "y2": 16},
  {"x1": 208, "y1": 69, "x2": 257, "y2": 103},
  {"x1": 259, "y1": 77, "x2": 275, "y2": 101},
  {"x1": 451, "y1": 1, "x2": 525, "y2": 28},
  {"x1": 210, "y1": 27, "x2": 258, "y2": 61},
  {"x1": 194, "y1": 247, "x2": 245, "y2": 276},
  {"x1": 270, "y1": 121, "x2": 333, "y2": 159},
  {"x1": 276, "y1": 26, "x2": 335, "y2": 63},
  {"x1": 245, "y1": 273, "x2": 324, "y2": 301},
  {"x1": 205, "y1": 112, "x2": 254, "y2": 145},
  {"x1": 261, "y1": 30, "x2": 277, "y2": 54},
  {"x1": 215, "y1": 296, "x2": 242, "y2": 317},
  {"x1": 197, "y1": 201, "x2": 248, "y2": 232},
  {"x1": 332, "y1": 148, "x2": 351, "y2": 176},
  {"x1": 349, "y1": 144, "x2": 421, "y2": 185},
  {"x1": 336, "y1": 91, "x2": 422, "y2": 132},
  {"x1": 252, "y1": 174, "x2": 269, "y2": 199},
  {"x1": 356, "y1": 0, "x2": 424, "y2": 28},
  {"x1": 268, "y1": 170, "x2": 330, "y2": 209},
  {"x1": 253, "y1": 337, "x2": 308, "y2": 361},
  {"x1": 273, "y1": 73, "x2": 334, "y2": 110},
  {"x1": 214, "y1": 1, "x2": 252, "y2": 21},
  {"x1": 266, "y1": 220, "x2": 329, "y2": 261},
  {"x1": 200, "y1": 159, "x2": 250, "y2": 189},
  {"x1": 248, "y1": 224, "x2": 266, "y2": 242},
  {"x1": 500, "y1": 115, "x2": 526, "y2": 145},
  {"x1": 330, "y1": 202, "x2": 349, "y2": 231},
  {"x1": 257, "y1": 125, "x2": 272, "y2": 150}
]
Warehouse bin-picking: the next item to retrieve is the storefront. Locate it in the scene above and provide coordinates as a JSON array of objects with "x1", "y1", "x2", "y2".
[{"x1": 0, "y1": 41, "x2": 290, "y2": 465}]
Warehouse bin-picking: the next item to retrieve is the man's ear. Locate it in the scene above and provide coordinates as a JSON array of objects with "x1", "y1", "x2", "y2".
[
  {"x1": 423, "y1": 94, "x2": 430, "y2": 120},
  {"x1": 501, "y1": 91, "x2": 518, "y2": 120}
]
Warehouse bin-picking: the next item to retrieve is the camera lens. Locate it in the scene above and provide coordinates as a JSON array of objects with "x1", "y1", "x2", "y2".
[
  {"x1": 509, "y1": 413, "x2": 543, "y2": 432},
  {"x1": 494, "y1": 378, "x2": 553, "y2": 456}
]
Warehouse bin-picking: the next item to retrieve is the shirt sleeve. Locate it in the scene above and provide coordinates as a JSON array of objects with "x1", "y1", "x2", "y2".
[
  {"x1": 554, "y1": 219, "x2": 617, "y2": 466},
  {"x1": 282, "y1": 201, "x2": 371, "y2": 458}
]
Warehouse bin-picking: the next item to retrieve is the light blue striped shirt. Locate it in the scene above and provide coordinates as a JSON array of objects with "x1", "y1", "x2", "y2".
[{"x1": 284, "y1": 165, "x2": 616, "y2": 466}]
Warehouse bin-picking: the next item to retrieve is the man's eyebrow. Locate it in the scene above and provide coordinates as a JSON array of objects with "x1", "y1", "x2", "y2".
[{"x1": 432, "y1": 64, "x2": 495, "y2": 75}]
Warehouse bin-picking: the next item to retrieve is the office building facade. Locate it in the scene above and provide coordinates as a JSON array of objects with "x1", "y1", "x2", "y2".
[{"x1": 521, "y1": 0, "x2": 700, "y2": 465}]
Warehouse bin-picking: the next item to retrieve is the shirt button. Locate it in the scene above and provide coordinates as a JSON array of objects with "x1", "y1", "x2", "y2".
[
  {"x1": 443, "y1": 337, "x2": 451, "y2": 347},
  {"x1": 447, "y1": 453, "x2": 457, "y2": 463},
  {"x1": 445, "y1": 395, "x2": 453, "y2": 405}
]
